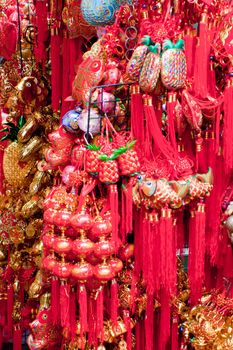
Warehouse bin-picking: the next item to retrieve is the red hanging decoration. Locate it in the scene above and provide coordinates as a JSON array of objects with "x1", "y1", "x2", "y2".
[
  {"x1": 110, "y1": 279, "x2": 118, "y2": 326},
  {"x1": 51, "y1": 277, "x2": 60, "y2": 325},
  {"x1": 51, "y1": 25, "x2": 62, "y2": 112},
  {"x1": 60, "y1": 282, "x2": 70, "y2": 328},
  {"x1": 34, "y1": 0, "x2": 48, "y2": 67},
  {"x1": 166, "y1": 92, "x2": 178, "y2": 152},
  {"x1": 130, "y1": 85, "x2": 145, "y2": 146},
  {"x1": 223, "y1": 76, "x2": 233, "y2": 174},
  {"x1": 193, "y1": 8, "x2": 210, "y2": 98},
  {"x1": 13, "y1": 324, "x2": 22, "y2": 350},
  {"x1": 7, "y1": 284, "x2": 13, "y2": 338},
  {"x1": 188, "y1": 203, "x2": 206, "y2": 304},
  {"x1": 79, "y1": 284, "x2": 87, "y2": 347},
  {"x1": 96, "y1": 287, "x2": 104, "y2": 343}
]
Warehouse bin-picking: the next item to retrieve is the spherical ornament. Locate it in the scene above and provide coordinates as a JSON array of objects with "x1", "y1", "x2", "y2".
[
  {"x1": 225, "y1": 215, "x2": 233, "y2": 232},
  {"x1": 80, "y1": 0, "x2": 120, "y2": 27},
  {"x1": 61, "y1": 165, "x2": 76, "y2": 185},
  {"x1": 48, "y1": 126, "x2": 75, "y2": 150},
  {"x1": 42, "y1": 256, "x2": 57, "y2": 272},
  {"x1": 78, "y1": 108, "x2": 101, "y2": 135},
  {"x1": 97, "y1": 91, "x2": 115, "y2": 114},
  {"x1": 43, "y1": 209, "x2": 56, "y2": 225},
  {"x1": 91, "y1": 217, "x2": 112, "y2": 239},
  {"x1": 53, "y1": 237, "x2": 72, "y2": 255},
  {"x1": 118, "y1": 244, "x2": 134, "y2": 261},
  {"x1": 42, "y1": 233, "x2": 55, "y2": 249},
  {"x1": 71, "y1": 261, "x2": 93, "y2": 281},
  {"x1": 70, "y1": 211, "x2": 93, "y2": 231},
  {"x1": 72, "y1": 238, "x2": 95, "y2": 257},
  {"x1": 62, "y1": 108, "x2": 82, "y2": 133},
  {"x1": 71, "y1": 145, "x2": 85, "y2": 167},
  {"x1": 53, "y1": 262, "x2": 71, "y2": 279},
  {"x1": 108, "y1": 257, "x2": 123, "y2": 273},
  {"x1": 229, "y1": 232, "x2": 233, "y2": 244},
  {"x1": 94, "y1": 262, "x2": 115, "y2": 281},
  {"x1": 53, "y1": 210, "x2": 72, "y2": 227},
  {"x1": 94, "y1": 240, "x2": 116, "y2": 258}
]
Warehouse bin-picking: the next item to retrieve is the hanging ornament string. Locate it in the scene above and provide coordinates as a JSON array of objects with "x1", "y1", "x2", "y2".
[{"x1": 16, "y1": 0, "x2": 24, "y2": 76}]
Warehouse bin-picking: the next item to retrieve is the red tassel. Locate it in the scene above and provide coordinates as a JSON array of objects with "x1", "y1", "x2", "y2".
[
  {"x1": 159, "y1": 290, "x2": 171, "y2": 350},
  {"x1": 51, "y1": 277, "x2": 60, "y2": 325},
  {"x1": 88, "y1": 298, "x2": 96, "y2": 347},
  {"x1": 34, "y1": 0, "x2": 48, "y2": 66},
  {"x1": 125, "y1": 179, "x2": 134, "y2": 235},
  {"x1": 69, "y1": 38, "x2": 84, "y2": 87},
  {"x1": 167, "y1": 92, "x2": 178, "y2": 152},
  {"x1": 188, "y1": 203, "x2": 206, "y2": 304},
  {"x1": 184, "y1": 28, "x2": 196, "y2": 78},
  {"x1": 7, "y1": 284, "x2": 13, "y2": 338},
  {"x1": 193, "y1": 9, "x2": 210, "y2": 98},
  {"x1": 124, "y1": 312, "x2": 132, "y2": 350},
  {"x1": 51, "y1": 26, "x2": 62, "y2": 111},
  {"x1": 0, "y1": 326, "x2": 3, "y2": 350},
  {"x1": 171, "y1": 316, "x2": 179, "y2": 350},
  {"x1": 13, "y1": 324, "x2": 22, "y2": 350},
  {"x1": 131, "y1": 85, "x2": 145, "y2": 146},
  {"x1": 160, "y1": 209, "x2": 176, "y2": 295},
  {"x1": 96, "y1": 287, "x2": 104, "y2": 342},
  {"x1": 143, "y1": 96, "x2": 178, "y2": 163},
  {"x1": 79, "y1": 284, "x2": 88, "y2": 343},
  {"x1": 61, "y1": 34, "x2": 71, "y2": 117},
  {"x1": 223, "y1": 78, "x2": 233, "y2": 173},
  {"x1": 70, "y1": 288, "x2": 76, "y2": 339},
  {"x1": 60, "y1": 282, "x2": 70, "y2": 328},
  {"x1": 145, "y1": 294, "x2": 154, "y2": 350},
  {"x1": 111, "y1": 280, "x2": 118, "y2": 326},
  {"x1": 109, "y1": 184, "x2": 119, "y2": 247},
  {"x1": 135, "y1": 322, "x2": 141, "y2": 350},
  {"x1": 120, "y1": 185, "x2": 126, "y2": 243},
  {"x1": 0, "y1": 110, "x2": 6, "y2": 193},
  {"x1": 152, "y1": 214, "x2": 161, "y2": 293},
  {"x1": 195, "y1": 134, "x2": 206, "y2": 172}
]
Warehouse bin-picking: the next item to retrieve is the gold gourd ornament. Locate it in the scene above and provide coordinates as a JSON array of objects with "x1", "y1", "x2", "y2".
[{"x1": 3, "y1": 142, "x2": 36, "y2": 189}]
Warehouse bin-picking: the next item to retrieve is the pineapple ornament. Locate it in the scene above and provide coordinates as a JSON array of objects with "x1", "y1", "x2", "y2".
[
  {"x1": 139, "y1": 43, "x2": 161, "y2": 93},
  {"x1": 161, "y1": 39, "x2": 187, "y2": 90},
  {"x1": 85, "y1": 144, "x2": 101, "y2": 175},
  {"x1": 126, "y1": 35, "x2": 152, "y2": 81}
]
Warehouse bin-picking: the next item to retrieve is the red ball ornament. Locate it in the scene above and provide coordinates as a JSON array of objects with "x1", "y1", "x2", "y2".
[
  {"x1": 118, "y1": 244, "x2": 134, "y2": 261},
  {"x1": 91, "y1": 217, "x2": 112, "y2": 239},
  {"x1": 53, "y1": 236, "x2": 72, "y2": 254},
  {"x1": 42, "y1": 255, "x2": 57, "y2": 272},
  {"x1": 70, "y1": 211, "x2": 93, "y2": 231},
  {"x1": 108, "y1": 257, "x2": 123, "y2": 273},
  {"x1": 42, "y1": 233, "x2": 55, "y2": 249},
  {"x1": 94, "y1": 262, "x2": 115, "y2": 281},
  {"x1": 53, "y1": 210, "x2": 72, "y2": 227},
  {"x1": 72, "y1": 238, "x2": 95, "y2": 257},
  {"x1": 53, "y1": 261, "x2": 71, "y2": 279},
  {"x1": 94, "y1": 240, "x2": 116, "y2": 259},
  {"x1": 43, "y1": 209, "x2": 56, "y2": 225},
  {"x1": 71, "y1": 261, "x2": 94, "y2": 281}
]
